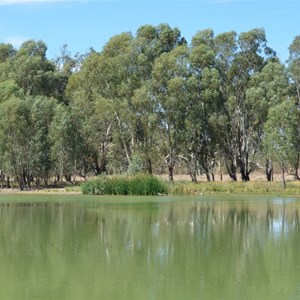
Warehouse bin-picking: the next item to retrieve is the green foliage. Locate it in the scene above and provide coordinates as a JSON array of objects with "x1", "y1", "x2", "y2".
[
  {"x1": 126, "y1": 155, "x2": 145, "y2": 175},
  {"x1": 263, "y1": 100, "x2": 298, "y2": 166},
  {"x1": 0, "y1": 27, "x2": 299, "y2": 189},
  {"x1": 81, "y1": 174, "x2": 167, "y2": 196}
]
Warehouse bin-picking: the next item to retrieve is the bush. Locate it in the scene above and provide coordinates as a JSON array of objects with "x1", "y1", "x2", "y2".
[
  {"x1": 126, "y1": 155, "x2": 145, "y2": 175},
  {"x1": 81, "y1": 174, "x2": 167, "y2": 196}
]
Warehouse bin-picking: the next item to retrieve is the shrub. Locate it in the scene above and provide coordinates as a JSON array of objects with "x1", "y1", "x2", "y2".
[
  {"x1": 81, "y1": 174, "x2": 167, "y2": 196},
  {"x1": 126, "y1": 155, "x2": 145, "y2": 175}
]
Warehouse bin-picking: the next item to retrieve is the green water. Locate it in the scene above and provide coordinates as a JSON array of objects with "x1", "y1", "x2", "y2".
[{"x1": 0, "y1": 194, "x2": 300, "y2": 300}]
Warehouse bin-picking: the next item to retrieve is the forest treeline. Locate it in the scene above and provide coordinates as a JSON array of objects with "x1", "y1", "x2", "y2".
[{"x1": 0, "y1": 24, "x2": 300, "y2": 189}]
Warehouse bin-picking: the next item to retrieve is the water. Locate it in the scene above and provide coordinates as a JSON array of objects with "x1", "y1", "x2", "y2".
[{"x1": 0, "y1": 194, "x2": 299, "y2": 300}]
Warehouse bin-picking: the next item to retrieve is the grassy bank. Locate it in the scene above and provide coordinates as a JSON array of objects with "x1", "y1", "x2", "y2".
[
  {"x1": 81, "y1": 174, "x2": 300, "y2": 196},
  {"x1": 167, "y1": 180, "x2": 300, "y2": 196},
  {"x1": 1, "y1": 176, "x2": 299, "y2": 196}
]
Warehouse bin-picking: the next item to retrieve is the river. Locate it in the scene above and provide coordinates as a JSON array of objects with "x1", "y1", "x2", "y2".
[{"x1": 0, "y1": 194, "x2": 299, "y2": 299}]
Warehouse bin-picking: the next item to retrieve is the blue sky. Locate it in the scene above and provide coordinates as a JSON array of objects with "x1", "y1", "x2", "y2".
[{"x1": 0, "y1": 0, "x2": 299, "y2": 62}]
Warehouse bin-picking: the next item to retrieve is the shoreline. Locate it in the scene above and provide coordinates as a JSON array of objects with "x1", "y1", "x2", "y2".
[
  {"x1": 1, "y1": 173, "x2": 300, "y2": 197},
  {"x1": 0, "y1": 188, "x2": 81, "y2": 195}
]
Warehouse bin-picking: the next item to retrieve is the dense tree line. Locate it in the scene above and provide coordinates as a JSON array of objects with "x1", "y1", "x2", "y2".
[{"x1": 0, "y1": 24, "x2": 299, "y2": 189}]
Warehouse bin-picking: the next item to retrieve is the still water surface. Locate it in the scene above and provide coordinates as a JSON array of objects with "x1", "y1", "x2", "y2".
[{"x1": 0, "y1": 194, "x2": 300, "y2": 300}]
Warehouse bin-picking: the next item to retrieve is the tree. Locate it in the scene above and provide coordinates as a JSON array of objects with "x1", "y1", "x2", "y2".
[
  {"x1": 66, "y1": 51, "x2": 114, "y2": 176},
  {"x1": 288, "y1": 35, "x2": 300, "y2": 179},
  {"x1": 49, "y1": 104, "x2": 76, "y2": 186},
  {"x1": 216, "y1": 29, "x2": 275, "y2": 181},
  {"x1": 263, "y1": 100, "x2": 299, "y2": 188},
  {"x1": 0, "y1": 95, "x2": 32, "y2": 189},
  {"x1": 247, "y1": 60, "x2": 290, "y2": 180},
  {"x1": 187, "y1": 29, "x2": 222, "y2": 182},
  {"x1": 29, "y1": 96, "x2": 57, "y2": 187},
  {"x1": 151, "y1": 45, "x2": 191, "y2": 181}
]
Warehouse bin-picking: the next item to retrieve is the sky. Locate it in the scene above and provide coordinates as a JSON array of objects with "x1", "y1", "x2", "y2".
[{"x1": 0, "y1": 0, "x2": 299, "y2": 62}]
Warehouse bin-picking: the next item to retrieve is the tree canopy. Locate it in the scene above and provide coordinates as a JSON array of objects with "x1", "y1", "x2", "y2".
[{"x1": 0, "y1": 25, "x2": 299, "y2": 188}]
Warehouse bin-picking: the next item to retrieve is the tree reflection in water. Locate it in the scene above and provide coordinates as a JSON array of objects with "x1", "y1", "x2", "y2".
[{"x1": 0, "y1": 196, "x2": 299, "y2": 299}]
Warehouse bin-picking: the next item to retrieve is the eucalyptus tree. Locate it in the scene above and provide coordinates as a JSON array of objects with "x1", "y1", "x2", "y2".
[
  {"x1": 0, "y1": 44, "x2": 25, "y2": 188},
  {"x1": 214, "y1": 29, "x2": 275, "y2": 181},
  {"x1": 68, "y1": 33, "x2": 141, "y2": 173},
  {"x1": 66, "y1": 50, "x2": 113, "y2": 177},
  {"x1": 0, "y1": 95, "x2": 32, "y2": 189},
  {"x1": 187, "y1": 29, "x2": 222, "y2": 181},
  {"x1": 101, "y1": 26, "x2": 183, "y2": 172},
  {"x1": 0, "y1": 43, "x2": 15, "y2": 81},
  {"x1": 213, "y1": 31, "x2": 239, "y2": 180},
  {"x1": 0, "y1": 43, "x2": 18, "y2": 103},
  {"x1": 0, "y1": 95, "x2": 57, "y2": 189},
  {"x1": 151, "y1": 45, "x2": 191, "y2": 181},
  {"x1": 130, "y1": 83, "x2": 159, "y2": 174},
  {"x1": 12, "y1": 40, "x2": 54, "y2": 96},
  {"x1": 247, "y1": 60, "x2": 290, "y2": 180},
  {"x1": 29, "y1": 96, "x2": 57, "y2": 187},
  {"x1": 135, "y1": 23, "x2": 184, "y2": 72},
  {"x1": 130, "y1": 24, "x2": 184, "y2": 173},
  {"x1": 12, "y1": 40, "x2": 68, "y2": 101},
  {"x1": 66, "y1": 25, "x2": 184, "y2": 175},
  {"x1": 288, "y1": 35, "x2": 300, "y2": 179},
  {"x1": 233, "y1": 29, "x2": 276, "y2": 181},
  {"x1": 53, "y1": 44, "x2": 84, "y2": 104},
  {"x1": 263, "y1": 100, "x2": 299, "y2": 188},
  {"x1": 98, "y1": 32, "x2": 140, "y2": 169},
  {"x1": 49, "y1": 104, "x2": 72, "y2": 185}
]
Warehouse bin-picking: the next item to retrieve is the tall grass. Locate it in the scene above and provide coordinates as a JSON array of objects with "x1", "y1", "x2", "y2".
[
  {"x1": 81, "y1": 175, "x2": 300, "y2": 196},
  {"x1": 167, "y1": 180, "x2": 300, "y2": 196},
  {"x1": 81, "y1": 174, "x2": 167, "y2": 196}
]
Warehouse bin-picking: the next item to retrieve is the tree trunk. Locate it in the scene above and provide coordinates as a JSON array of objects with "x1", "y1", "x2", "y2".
[
  {"x1": 205, "y1": 171, "x2": 211, "y2": 182},
  {"x1": 281, "y1": 166, "x2": 286, "y2": 190},
  {"x1": 187, "y1": 158, "x2": 197, "y2": 182},
  {"x1": 22, "y1": 170, "x2": 27, "y2": 188},
  {"x1": 168, "y1": 166, "x2": 174, "y2": 182},
  {"x1": 27, "y1": 173, "x2": 31, "y2": 189},
  {"x1": 146, "y1": 158, "x2": 153, "y2": 175},
  {"x1": 93, "y1": 156, "x2": 108, "y2": 176},
  {"x1": 165, "y1": 152, "x2": 176, "y2": 182},
  {"x1": 19, "y1": 176, "x2": 24, "y2": 191},
  {"x1": 178, "y1": 155, "x2": 197, "y2": 183},
  {"x1": 36, "y1": 177, "x2": 40, "y2": 189},
  {"x1": 218, "y1": 162, "x2": 223, "y2": 181},
  {"x1": 266, "y1": 159, "x2": 273, "y2": 181},
  {"x1": 189, "y1": 171, "x2": 197, "y2": 183},
  {"x1": 293, "y1": 153, "x2": 300, "y2": 180},
  {"x1": 241, "y1": 169, "x2": 250, "y2": 181},
  {"x1": 0, "y1": 171, "x2": 3, "y2": 189},
  {"x1": 240, "y1": 160, "x2": 250, "y2": 181},
  {"x1": 225, "y1": 160, "x2": 237, "y2": 181}
]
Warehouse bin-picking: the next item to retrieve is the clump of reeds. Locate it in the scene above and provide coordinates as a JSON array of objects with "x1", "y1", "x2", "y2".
[{"x1": 81, "y1": 174, "x2": 168, "y2": 196}]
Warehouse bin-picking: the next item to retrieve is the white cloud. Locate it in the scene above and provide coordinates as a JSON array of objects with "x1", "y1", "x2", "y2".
[
  {"x1": 4, "y1": 35, "x2": 29, "y2": 47},
  {"x1": 205, "y1": 0, "x2": 298, "y2": 3},
  {"x1": 0, "y1": 0, "x2": 295, "y2": 4},
  {"x1": 0, "y1": 0, "x2": 77, "y2": 5}
]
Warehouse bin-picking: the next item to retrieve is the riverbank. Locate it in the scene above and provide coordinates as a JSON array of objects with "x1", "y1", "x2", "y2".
[
  {"x1": 167, "y1": 180, "x2": 300, "y2": 196},
  {"x1": 0, "y1": 175, "x2": 299, "y2": 196},
  {"x1": 0, "y1": 187, "x2": 81, "y2": 195}
]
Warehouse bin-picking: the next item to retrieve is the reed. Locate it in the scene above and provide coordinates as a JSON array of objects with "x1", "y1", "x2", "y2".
[{"x1": 81, "y1": 174, "x2": 168, "y2": 196}]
